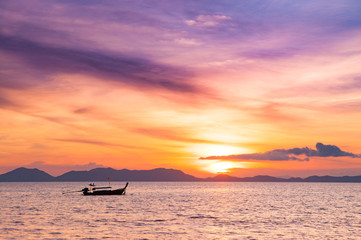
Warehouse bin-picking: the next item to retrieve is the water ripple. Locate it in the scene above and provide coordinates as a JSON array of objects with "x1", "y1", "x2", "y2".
[{"x1": 0, "y1": 182, "x2": 361, "y2": 239}]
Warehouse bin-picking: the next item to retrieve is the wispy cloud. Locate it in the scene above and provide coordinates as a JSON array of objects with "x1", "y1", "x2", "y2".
[
  {"x1": 134, "y1": 128, "x2": 225, "y2": 144},
  {"x1": 200, "y1": 143, "x2": 361, "y2": 161},
  {"x1": 185, "y1": 14, "x2": 231, "y2": 27},
  {"x1": 0, "y1": 95, "x2": 17, "y2": 109},
  {"x1": 51, "y1": 138, "x2": 143, "y2": 150},
  {"x1": 73, "y1": 107, "x2": 93, "y2": 115},
  {"x1": 174, "y1": 38, "x2": 201, "y2": 46},
  {"x1": 0, "y1": 34, "x2": 198, "y2": 93}
]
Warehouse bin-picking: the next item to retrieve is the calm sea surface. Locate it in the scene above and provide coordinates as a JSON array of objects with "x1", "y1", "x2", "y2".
[{"x1": 0, "y1": 182, "x2": 360, "y2": 239}]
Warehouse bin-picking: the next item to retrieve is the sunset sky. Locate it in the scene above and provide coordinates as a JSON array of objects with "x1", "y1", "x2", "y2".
[{"x1": 1, "y1": 0, "x2": 361, "y2": 177}]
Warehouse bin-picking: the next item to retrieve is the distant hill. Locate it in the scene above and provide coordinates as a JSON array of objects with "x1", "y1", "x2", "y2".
[
  {"x1": 0, "y1": 167, "x2": 55, "y2": 182},
  {"x1": 1, "y1": 167, "x2": 361, "y2": 182},
  {"x1": 302, "y1": 175, "x2": 361, "y2": 182},
  {"x1": 56, "y1": 167, "x2": 199, "y2": 181}
]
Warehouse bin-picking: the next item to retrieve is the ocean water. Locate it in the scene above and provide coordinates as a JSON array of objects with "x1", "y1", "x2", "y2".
[{"x1": 0, "y1": 182, "x2": 360, "y2": 240}]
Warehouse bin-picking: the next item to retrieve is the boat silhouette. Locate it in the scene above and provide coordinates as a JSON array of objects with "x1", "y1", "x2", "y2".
[
  {"x1": 81, "y1": 182, "x2": 128, "y2": 195},
  {"x1": 63, "y1": 182, "x2": 128, "y2": 195}
]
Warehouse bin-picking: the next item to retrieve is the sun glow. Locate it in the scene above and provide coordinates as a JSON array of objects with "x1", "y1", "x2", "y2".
[
  {"x1": 193, "y1": 144, "x2": 251, "y2": 174},
  {"x1": 208, "y1": 161, "x2": 242, "y2": 174},
  {"x1": 197, "y1": 160, "x2": 245, "y2": 174},
  {"x1": 191, "y1": 144, "x2": 249, "y2": 157}
]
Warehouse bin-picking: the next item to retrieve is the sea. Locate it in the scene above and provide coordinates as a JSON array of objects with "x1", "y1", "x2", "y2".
[{"x1": 0, "y1": 182, "x2": 360, "y2": 240}]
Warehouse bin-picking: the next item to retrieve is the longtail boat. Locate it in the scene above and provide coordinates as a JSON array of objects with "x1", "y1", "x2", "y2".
[
  {"x1": 63, "y1": 182, "x2": 128, "y2": 195},
  {"x1": 82, "y1": 182, "x2": 128, "y2": 195}
]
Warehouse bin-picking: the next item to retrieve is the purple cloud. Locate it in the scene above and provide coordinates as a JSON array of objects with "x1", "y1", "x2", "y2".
[
  {"x1": 314, "y1": 143, "x2": 357, "y2": 157},
  {"x1": 200, "y1": 143, "x2": 360, "y2": 161},
  {"x1": 0, "y1": 33, "x2": 198, "y2": 93},
  {"x1": 0, "y1": 95, "x2": 16, "y2": 108}
]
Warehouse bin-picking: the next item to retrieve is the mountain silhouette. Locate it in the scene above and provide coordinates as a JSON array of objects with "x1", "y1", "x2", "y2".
[
  {"x1": 0, "y1": 167, "x2": 55, "y2": 182},
  {"x1": 1, "y1": 167, "x2": 361, "y2": 182},
  {"x1": 56, "y1": 167, "x2": 199, "y2": 181}
]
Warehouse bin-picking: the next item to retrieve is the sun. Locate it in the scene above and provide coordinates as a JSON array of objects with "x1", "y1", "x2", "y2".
[
  {"x1": 209, "y1": 161, "x2": 235, "y2": 173},
  {"x1": 191, "y1": 143, "x2": 250, "y2": 174},
  {"x1": 199, "y1": 160, "x2": 244, "y2": 174}
]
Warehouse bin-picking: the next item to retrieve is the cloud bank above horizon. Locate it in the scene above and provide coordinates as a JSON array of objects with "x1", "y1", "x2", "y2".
[{"x1": 200, "y1": 143, "x2": 361, "y2": 161}]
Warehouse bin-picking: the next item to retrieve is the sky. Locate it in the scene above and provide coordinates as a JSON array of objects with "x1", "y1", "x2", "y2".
[{"x1": 1, "y1": 0, "x2": 361, "y2": 177}]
